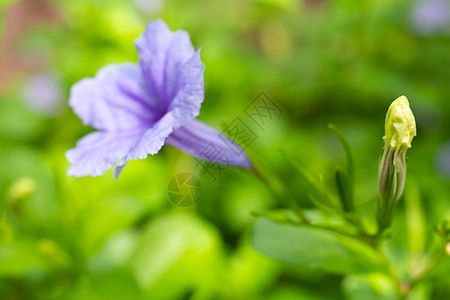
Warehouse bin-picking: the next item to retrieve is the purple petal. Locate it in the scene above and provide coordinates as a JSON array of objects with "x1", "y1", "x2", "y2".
[
  {"x1": 70, "y1": 63, "x2": 163, "y2": 131},
  {"x1": 166, "y1": 119, "x2": 252, "y2": 169},
  {"x1": 168, "y1": 49, "x2": 205, "y2": 128},
  {"x1": 66, "y1": 129, "x2": 145, "y2": 177},
  {"x1": 135, "y1": 19, "x2": 204, "y2": 114},
  {"x1": 118, "y1": 111, "x2": 177, "y2": 166}
]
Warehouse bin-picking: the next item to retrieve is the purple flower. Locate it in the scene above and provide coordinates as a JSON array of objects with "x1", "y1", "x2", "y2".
[
  {"x1": 134, "y1": 0, "x2": 163, "y2": 15},
  {"x1": 22, "y1": 72, "x2": 65, "y2": 117},
  {"x1": 66, "y1": 20, "x2": 251, "y2": 178},
  {"x1": 411, "y1": 0, "x2": 450, "y2": 35},
  {"x1": 435, "y1": 140, "x2": 450, "y2": 179}
]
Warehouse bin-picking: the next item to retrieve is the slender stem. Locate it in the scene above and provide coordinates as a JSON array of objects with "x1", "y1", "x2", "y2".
[
  {"x1": 250, "y1": 165, "x2": 310, "y2": 224},
  {"x1": 409, "y1": 237, "x2": 447, "y2": 289}
]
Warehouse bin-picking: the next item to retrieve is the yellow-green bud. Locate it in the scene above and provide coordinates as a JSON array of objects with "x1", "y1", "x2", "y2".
[
  {"x1": 384, "y1": 95, "x2": 416, "y2": 150},
  {"x1": 377, "y1": 96, "x2": 416, "y2": 233}
]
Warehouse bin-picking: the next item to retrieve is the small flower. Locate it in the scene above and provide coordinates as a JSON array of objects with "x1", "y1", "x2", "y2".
[
  {"x1": 134, "y1": 0, "x2": 163, "y2": 15},
  {"x1": 377, "y1": 96, "x2": 416, "y2": 232},
  {"x1": 411, "y1": 0, "x2": 450, "y2": 35},
  {"x1": 22, "y1": 73, "x2": 64, "y2": 117},
  {"x1": 66, "y1": 20, "x2": 251, "y2": 178}
]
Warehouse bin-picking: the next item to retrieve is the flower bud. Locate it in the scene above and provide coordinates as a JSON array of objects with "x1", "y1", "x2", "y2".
[
  {"x1": 384, "y1": 95, "x2": 416, "y2": 150},
  {"x1": 377, "y1": 96, "x2": 416, "y2": 233}
]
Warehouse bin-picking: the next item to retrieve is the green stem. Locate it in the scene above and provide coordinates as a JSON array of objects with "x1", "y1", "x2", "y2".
[{"x1": 250, "y1": 165, "x2": 310, "y2": 224}]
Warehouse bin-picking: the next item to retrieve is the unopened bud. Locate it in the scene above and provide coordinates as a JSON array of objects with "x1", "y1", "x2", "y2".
[
  {"x1": 377, "y1": 96, "x2": 416, "y2": 233},
  {"x1": 384, "y1": 95, "x2": 416, "y2": 150}
]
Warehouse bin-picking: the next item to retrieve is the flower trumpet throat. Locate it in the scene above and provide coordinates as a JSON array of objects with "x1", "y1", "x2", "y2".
[{"x1": 377, "y1": 96, "x2": 416, "y2": 232}]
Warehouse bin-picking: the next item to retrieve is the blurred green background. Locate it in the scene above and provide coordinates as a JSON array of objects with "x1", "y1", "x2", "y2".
[{"x1": 0, "y1": 0, "x2": 449, "y2": 299}]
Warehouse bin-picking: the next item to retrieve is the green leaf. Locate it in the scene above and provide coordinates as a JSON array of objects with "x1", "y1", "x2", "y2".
[
  {"x1": 129, "y1": 212, "x2": 224, "y2": 299},
  {"x1": 335, "y1": 166, "x2": 354, "y2": 212},
  {"x1": 404, "y1": 179, "x2": 426, "y2": 255},
  {"x1": 342, "y1": 274, "x2": 397, "y2": 300},
  {"x1": 251, "y1": 218, "x2": 388, "y2": 275},
  {"x1": 328, "y1": 124, "x2": 355, "y2": 185}
]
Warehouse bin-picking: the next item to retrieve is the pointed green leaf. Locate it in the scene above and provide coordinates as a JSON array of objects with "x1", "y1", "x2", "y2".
[
  {"x1": 328, "y1": 124, "x2": 355, "y2": 185},
  {"x1": 335, "y1": 166, "x2": 354, "y2": 212}
]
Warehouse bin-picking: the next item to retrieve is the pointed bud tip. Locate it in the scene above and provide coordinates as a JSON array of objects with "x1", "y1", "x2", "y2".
[{"x1": 384, "y1": 95, "x2": 417, "y2": 149}]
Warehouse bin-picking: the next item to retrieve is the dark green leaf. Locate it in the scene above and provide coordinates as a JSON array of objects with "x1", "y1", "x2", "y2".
[
  {"x1": 328, "y1": 124, "x2": 355, "y2": 186},
  {"x1": 335, "y1": 167, "x2": 354, "y2": 212}
]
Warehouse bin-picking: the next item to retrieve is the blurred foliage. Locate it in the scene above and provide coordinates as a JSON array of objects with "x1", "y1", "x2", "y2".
[{"x1": 0, "y1": 0, "x2": 449, "y2": 299}]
